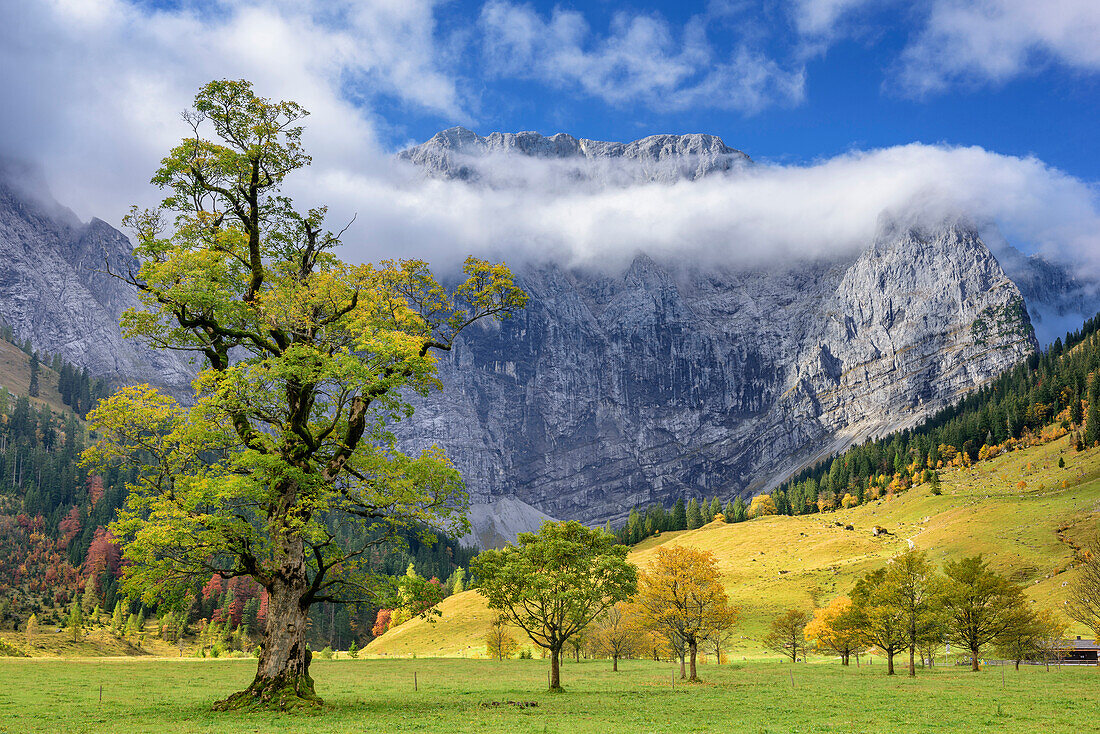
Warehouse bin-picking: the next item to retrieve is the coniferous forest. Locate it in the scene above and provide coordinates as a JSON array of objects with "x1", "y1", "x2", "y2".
[{"x1": 614, "y1": 313, "x2": 1100, "y2": 545}]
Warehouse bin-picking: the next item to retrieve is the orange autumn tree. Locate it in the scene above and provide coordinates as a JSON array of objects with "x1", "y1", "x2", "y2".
[
  {"x1": 805, "y1": 596, "x2": 863, "y2": 665},
  {"x1": 590, "y1": 602, "x2": 645, "y2": 671},
  {"x1": 637, "y1": 546, "x2": 737, "y2": 682}
]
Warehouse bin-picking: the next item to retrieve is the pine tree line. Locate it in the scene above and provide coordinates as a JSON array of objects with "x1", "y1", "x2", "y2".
[
  {"x1": 0, "y1": 315, "x2": 110, "y2": 416},
  {"x1": 615, "y1": 311, "x2": 1100, "y2": 544},
  {"x1": 55, "y1": 363, "x2": 110, "y2": 417},
  {"x1": 773, "y1": 312, "x2": 1100, "y2": 517}
]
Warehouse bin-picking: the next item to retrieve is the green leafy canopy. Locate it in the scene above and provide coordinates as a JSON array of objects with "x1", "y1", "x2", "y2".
[
  {"x1": 472, "y1": 521, "x2": 637, "y2": 652},
  {"x1": 82, "y1": 79, "x2": 527, "y2": 612}
]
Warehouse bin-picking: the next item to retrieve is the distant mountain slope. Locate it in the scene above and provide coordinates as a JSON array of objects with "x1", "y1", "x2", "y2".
[
  {"x1": 366, "y1": 433, "x2": 1100, "y2": 658},
  {"x1": 394, "y1": 214, "x2": 1036, "y2": 525},
  {"x1": 0, "y1": 161, "x2": 192, "y2": 394}
]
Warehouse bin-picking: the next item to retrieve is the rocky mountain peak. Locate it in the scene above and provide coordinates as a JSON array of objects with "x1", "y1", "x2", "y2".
[
  {"x1": 0, "y1": 168, "x2": 193, "y2": 395},
  {"x1": 398, "y1": 127, "x2": 751, "y2": 185}
]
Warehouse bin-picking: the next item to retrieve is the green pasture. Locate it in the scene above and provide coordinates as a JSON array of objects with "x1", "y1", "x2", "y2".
[{"x1": 0, "y1": 657, "x2": 1096, "y2": 734}]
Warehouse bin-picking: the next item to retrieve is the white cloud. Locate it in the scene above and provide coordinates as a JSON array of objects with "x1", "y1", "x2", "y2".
[
  {"x1": 478, "y1": 1, "x2": 805, "y2": 113},
  {"x1": 306, "y1": 143, "x2": 1100, "y2": 286},
  {"x1": 896, "y1": 0, "x2": 1100, "y2": 95},
  {"x1": 790, "y1": 0, "x2": 881, "y2": 39},
  {"x1": 0, "y1": 0, "x2": 462, "y2": 219},
  {"x1": 788, "y1": 0, "x2": 1100, "y2": 94},
  {"x1": 2, "y1": 0, "x2": 1099, "y2": 290}
]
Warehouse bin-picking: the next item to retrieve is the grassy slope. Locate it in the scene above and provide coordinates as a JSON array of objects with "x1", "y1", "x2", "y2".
[
  {"x1": 366, "y1": 434, "x2": 1100, "y2": 658},
  {"x1": 1, "y1": 657, "x2": 1097, "y2": 734},
  {"x1": 4, "y1": 625, "x2": 195, "y2": 659},
  {"x1": 0, "y1": 339, "x2": 73, "y2": 415}
]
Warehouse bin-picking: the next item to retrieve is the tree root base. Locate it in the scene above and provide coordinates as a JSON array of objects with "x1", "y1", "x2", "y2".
[{"x1": 212, "y1": 674, "x2": 322, "y2": 712}]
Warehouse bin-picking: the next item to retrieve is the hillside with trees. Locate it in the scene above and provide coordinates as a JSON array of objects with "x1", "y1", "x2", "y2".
[
  {"x1": 0, "y1": 332, "x2": 478, "y2": 656},
  {"x1": 613, "y1": 311, "x2": 1100, "y2": 547},
  {"x1": 366, "y1": 427, "x2": 1100, "y2": 659}
]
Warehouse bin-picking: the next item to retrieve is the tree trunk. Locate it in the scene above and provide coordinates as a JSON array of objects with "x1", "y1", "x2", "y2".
[
  {"x1": 909, "y1": 644, "x2": 916, "y2": 677},
  {"x1": 1015, "y1": 659, "x2": 1020, "y2": 671},
  {"x1": 688, "y1": 638, "x2": 699, "y2": 682},
  {"x1": 612, "y1": 655, "x2": 618, "y2": 672},
  {"x1": 887, "y1": 650, "x2": 895, "y2": 675},
  {"x1": 550, "y1": 646, "x2": 562, "y2": 691},
  {"x1": 214, "y1": 520, "x2": 318, "y2": 710},
  {"x1": 842, "y1": 651, "x2": 849, "y2": 666},
  {"x1": 679, "y1": 651, "x2": 686, "y2": 679},
  {"x1": 971, "y1": 647, "x2": 980, "y2": 672}
]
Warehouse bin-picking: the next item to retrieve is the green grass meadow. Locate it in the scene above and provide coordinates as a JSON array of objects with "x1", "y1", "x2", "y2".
[{"x1": 0, "y1": 657, "x2": 1096, "y2": 734}]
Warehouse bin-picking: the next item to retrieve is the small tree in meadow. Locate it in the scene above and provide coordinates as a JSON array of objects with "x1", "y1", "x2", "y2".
[
  {"x1": 940, "y1": 555, "x2": 1028, "y2": 671},
  {"x1": 473, "y1": 521, "x2": 637, "y2": 690},
  {"x1": 850, "y1": 568, "x2": 907, "y2": 675},
  {"x1": 763, "y1": 609, "x2": 811, "y2": 662},
  {"x1": 590, "y1": 602, "x2": 644, "y2": 671},
  {"x1": 995, "y1": 607, "x2": 1065, "y2": 670},
  {"x1": 68, "y1": 601, "x2": 83, "y2": 642},
  {"x1": 805, "y1": 597, "x2": 862, "y2": 665},
  {"x1": 24, "y1": 614, "x2": 38, "y2": 648},
  {"x1": 882, "y1": 550, "x2": 941, "y2": 677},
  {"x1": 485, "y1": 617, "x2": 519, "y2": 661},
  {"x1": 637, "y1": 546, "x2": 737, "y2": 682},
  {"x1": 706, "y1": 612, "x2": 739, "y2": 665}
]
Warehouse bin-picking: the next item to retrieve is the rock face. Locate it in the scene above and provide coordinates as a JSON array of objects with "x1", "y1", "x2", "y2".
[
  {"x1": 398, "y1": 127, "x2": 751, "y2": 185},
  {"x1": 0, "y1": 162, "x2": 193, "y2": 393},
  {"x1": 395, "y1": 226, "x2": 1036, "y2": 526},
  {"x1": 994, "y1": 245, "x2": 1100, "y2": 347},
  {"x1": 463, "y1": 497, "x2": 557, "y2": 550},
  {"x1": 752, "y1": 222, "x2": 1036, "y2": 493},
  {"x1": 0, "y1": 136, "x2": 1057, "y2": 538},
  {"x1": 393, "y1": 130, "x2": 1040, "y2": 528}
]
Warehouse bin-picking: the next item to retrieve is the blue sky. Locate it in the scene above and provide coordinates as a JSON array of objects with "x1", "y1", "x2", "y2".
[
  {"x1": 2, "y1": 0, "x2": 1099, "y2": 277},
  {"x1": 382, "y1": 0, "x2": 1100, "y2": 179},
  {"x1": 84, "y1": 0, "x2": 1100, "y2": 176}
]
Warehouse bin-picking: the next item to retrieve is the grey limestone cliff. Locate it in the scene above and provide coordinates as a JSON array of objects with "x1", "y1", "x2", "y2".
[
  {"x1": 0, "y1": 163, "x2": 193, "y2": 394},
  {"x1": 394, "y1": 223, "x2": 1036, "y2": 526},
  {"x1": 393, "y1": 130, "x2": 1040, "y2": 528}
]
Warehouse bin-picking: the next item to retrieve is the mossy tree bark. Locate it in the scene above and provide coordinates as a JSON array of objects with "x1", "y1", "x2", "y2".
[{"x1": 214, "y1": 512, "x2": 319, "y2": 710}]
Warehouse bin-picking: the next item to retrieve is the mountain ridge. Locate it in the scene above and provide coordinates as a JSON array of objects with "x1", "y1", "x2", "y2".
[{"x1": 398, "y1": 126, "x2": 751, "y2": 184}]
